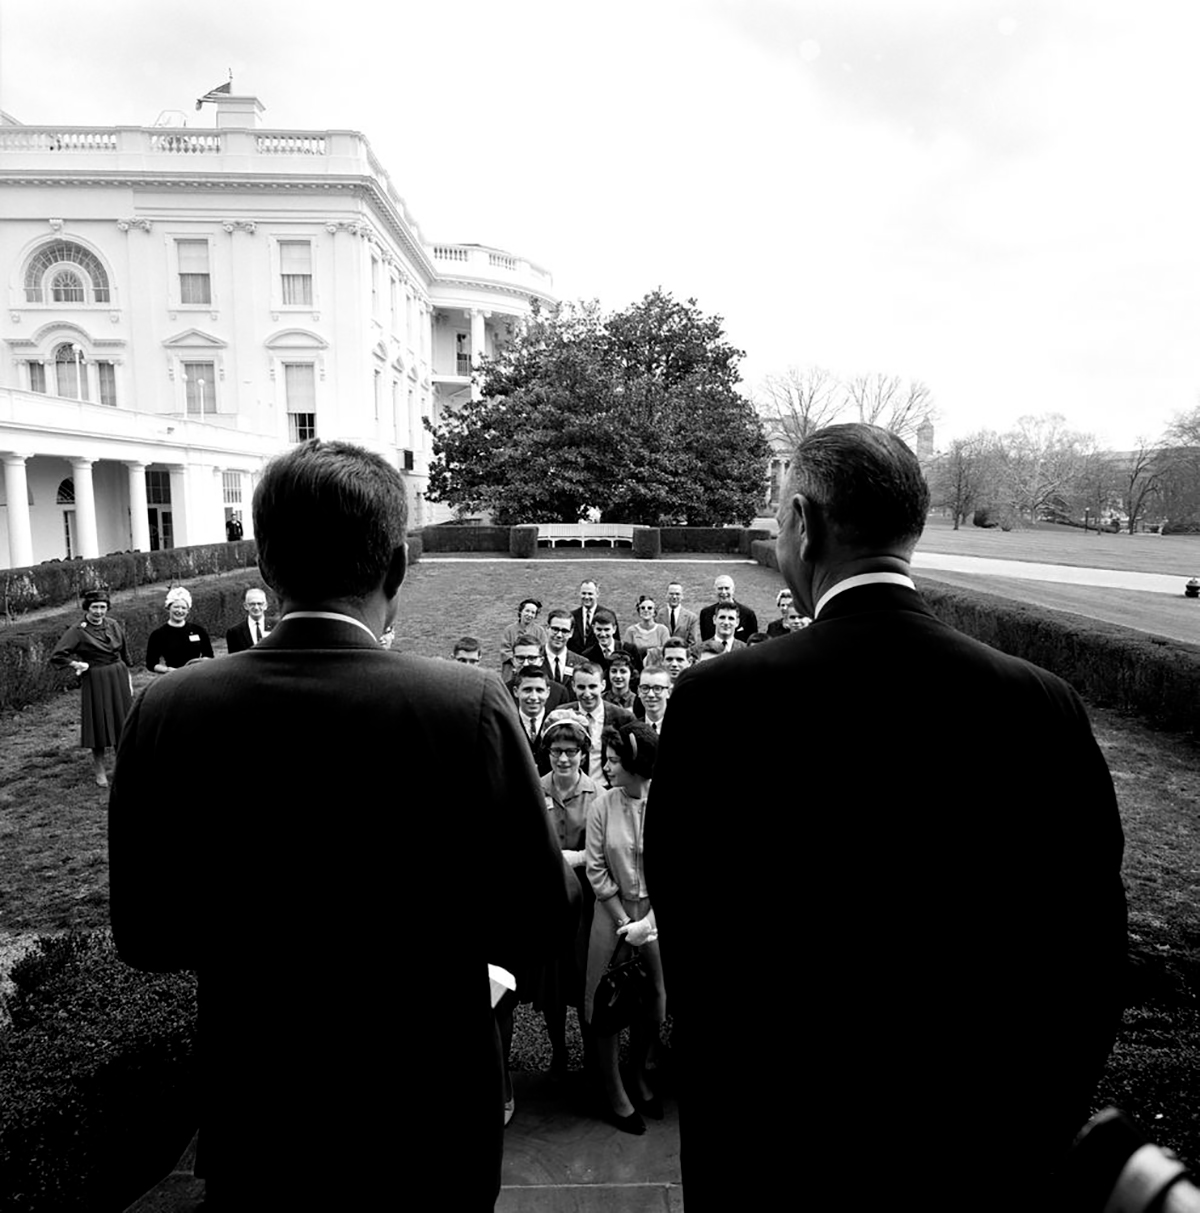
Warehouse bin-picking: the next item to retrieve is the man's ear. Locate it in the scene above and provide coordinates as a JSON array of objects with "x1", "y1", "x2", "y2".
[
  {"x1": 383, "y1": 542, "x2": 408, "y2": 600},
  {"x1": 796, "y1": 494, "x2": 823, "y2": 564}
]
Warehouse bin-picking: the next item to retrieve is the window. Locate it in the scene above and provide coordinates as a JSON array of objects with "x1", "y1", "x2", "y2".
[
  {"x1": 371, "y1": 256, "x2": 380, "y2": 316},
  {"x1": 146, "y1": 470, "x2": 171, "y2": 505},
  {"x1": 54, "y1": 342, "x2": 87, "y2": 400},
  {"x1": 182, "y1": 360, "x2": 216, "y2": 415},
  {"x1": 279, "y1": 241, "x2": 313, "y2": 306},
  {"x1": 222, "y1": 471, "x2": 242, "y2": 505},
  {"x1": 284, "y1": 362, "x2": 316, "y2": 442},
  {"x1": 23, "y1": 240, "x2": 111, "y2": 304},
  {"x1": 28, "y1": 361, "x2": 46, "y2": 393},
  {"x1": 389, "y1": 276, "x2": 399, "y2": 332},
  {"x1": 97, "y1": 361, "x2": 117, "y2": 406},
  {"x1": 51, "y1": 269, "x2": 85, "y2": 303},
  {"x1": 177, "y1": 240, "x2": 211, "y2": 305},
  {"x1": 56, "y1": 478, "x2": 75, "y2": 504}
]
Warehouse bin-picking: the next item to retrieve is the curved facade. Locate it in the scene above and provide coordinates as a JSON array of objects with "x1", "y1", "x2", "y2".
[{"x1": 0, "y1": 96, "x2": 555, "y2": 568}]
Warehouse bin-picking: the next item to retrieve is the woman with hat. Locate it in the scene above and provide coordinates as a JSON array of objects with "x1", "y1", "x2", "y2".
[
  {"x1": 146, "y1": 585, "x2": 214, "y2": 673},
  {"x1": 536, "y1": 708, "x2": 602, "y2": 1078},
  {"x1": 50, "y1": 588, "x2": 134, "y2": 786}
]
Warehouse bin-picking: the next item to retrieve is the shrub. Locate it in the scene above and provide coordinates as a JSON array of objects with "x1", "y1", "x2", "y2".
[
  {"x1": 1163, "y1": 520, "x2": 1200, "y2": 536},
  {"x1": 412, "y1": 525, "x2": 510, "y2": 553},
  {"x1": 632, "y1": 527, "x2": 661, "y2": 559},
  {"x1": 0, "y1": 931, "x2": 198, "y2": 1213},
  {"x1": 509, "y1": 525, "x2": 539, "y2": 559},
  {"x1": 972, "y1": 508, "x2": 998, "y2": 528}
]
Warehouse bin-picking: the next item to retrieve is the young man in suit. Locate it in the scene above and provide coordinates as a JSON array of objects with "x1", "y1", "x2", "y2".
[
  {"x1": 513, "y1": 664, "x2": 553, "y2": 774},
  {"x1": 223, "y1": 586, "x2": 270, "y2": 653},
  {"x1": 562, "y1": 661, "x2": 634, "y2": 777},
  {"x1": 697, "y1": 574, "x2": 758, "y2": 643},
  {"x1": 706, "y1": 605, "x2": 746, "y2": 655},
  {"x1": 656, "y1": 582, "x2": 700, "y2": 649},
  {"x1": 583, "y1": 607, "x2": 643, "y2": 682},
  {"x1": 504, "y1": 635, "x2": 570, "y2": 710},
  {"x1": 543, "y1": 609, "x2": 585, "y2": 685},
  {"x1": 110, "y1": 439, "x2": 576, "y2": 1211},
  {"x1": 647, "y1": 424, "x2": 1127, "y2": 1213}
]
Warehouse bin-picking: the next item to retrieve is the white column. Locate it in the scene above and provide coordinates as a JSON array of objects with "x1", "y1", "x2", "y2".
[
  {"x1": 2, "y1": 455, "x2": 34, "y2": 568},
  {"x1": 71, "y1": 457, "x2": 100, "y2": 559},
  {"x1": 167, "y1": 465, "x2": 191, "y2": 548},
  {"x1": 469, "y1": 309, "x2": 488, "y2": 401},
  {"x1": 126, "y1": 461, "x2": 151, "y2": 551}
]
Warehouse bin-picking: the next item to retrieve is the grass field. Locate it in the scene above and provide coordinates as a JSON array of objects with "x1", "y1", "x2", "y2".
[{"x1": 1, "y1": 552, "x2": 1197, "y2": 1165}]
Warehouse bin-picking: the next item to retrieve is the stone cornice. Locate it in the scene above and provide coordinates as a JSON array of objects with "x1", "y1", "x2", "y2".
[{"x1": 430, "y1": 275, "x2": 556, "y2": 308}]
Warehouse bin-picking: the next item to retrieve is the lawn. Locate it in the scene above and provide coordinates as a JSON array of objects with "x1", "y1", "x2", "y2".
[
  {"x1": 1, "y1": 553, "x2": 1197, "y2": 1166},
  {"x1": 917, "y1": 515, "x2": 1200, "y2": 575}
]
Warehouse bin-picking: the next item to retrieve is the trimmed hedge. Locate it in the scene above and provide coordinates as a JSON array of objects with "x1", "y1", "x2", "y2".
[
  {"x1": 1, "y1": 542, "x2": 259, "y2": 619},
  {"x1": 750, "y1": 538, "x2": 779, "y2": 570},
  {"x1": 509, "y1": 525, "x2": 539, "y2": 559},
  {"x1": 0, "y1": 931, "x2": 198, "y2": 1213},
  {"x1": 0, "y1": 570, "x2": 267, "y2": 713},
  {"x1": 656, "y1": 527, "x2": 748, "y2": 554},
  {"x1": 632, "y1": 528, "x2": 661, "y2": 559},
  {"x1": 414, "y1": 525, "x2": 509, "y2": 553},
  {"x1": 747, "y1": 538, "x2": 1200, "y2": 733}
]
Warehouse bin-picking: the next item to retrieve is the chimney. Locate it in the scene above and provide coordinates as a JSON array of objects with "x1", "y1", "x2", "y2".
[{"x1": 214, "y1": 95, "x2": 266, "y2": 129}]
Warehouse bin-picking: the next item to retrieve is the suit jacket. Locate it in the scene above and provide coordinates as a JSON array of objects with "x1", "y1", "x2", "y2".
[
  {"x1": 110, "y1": 616, "x2": 577, "y2": 1209},
  {"x1": 656, "y1": 604, "x2": 700, "y2": 649},
  {"x1": 561, "y1": 699, "x2": 635, "y2": 734},
  {"x1": 581, "y1": 640, "x2": 644, "y2": 683},
  {"x1": 647, "y1": 584, "x2": 1126, "y2": 1213},
  {"x1": 542, "y1": 645, "x2": 585, "y2": 686},
  {"x1": 568, "y1": 605, "x2": 619, "y2": 654},
  {"x1": 223, "y1": 618, "x2": 271, "y2": 654},
  {"x1": 698, "y1": 600, "x2": 758, "y2": 644}
]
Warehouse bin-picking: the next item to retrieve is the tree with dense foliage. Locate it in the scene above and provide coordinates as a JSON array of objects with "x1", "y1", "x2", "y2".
[{"x1": 425, "y1": 291, "x2": 770, "y2": 526}]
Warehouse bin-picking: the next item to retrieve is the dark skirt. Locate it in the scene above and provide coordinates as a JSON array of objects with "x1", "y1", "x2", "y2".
[
  {"x1": 80, "y1": 662, "x2": 131, "y2": 749},
  {"x1": 529, "y1": 865, "x2": 595, "y2": 1013}
]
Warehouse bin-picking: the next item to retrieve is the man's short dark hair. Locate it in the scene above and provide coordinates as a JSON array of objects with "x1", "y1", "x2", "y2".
[
  {"x1": 714, "y1": 604, "x2": 740, "y2": 619},
  {"x1": 515, "y1": 664, "x2": 550, "y2": 686},
  {"x1": 572, "y1": 661, "x2": 602, "y2": 681},
  {"x1": 513, "y1": 633, "x2": 543, "y2": 650},
  {"x1": 592, "y1": 607, "x2": 618, "y2": 628},
  {"x1": 254, "y1": 440, "x2": 407, "y2": 603},
  {"x1": 662, "y1": 636, "x2": 689, "y2": 654},
  {"x1": 790, "y1": 423, "x2": 930, "y2": 549},
  {"x1": 697, "y1": 638, "x2": 726, "y2": 655},
  {"x1": 547, "y1": 609, "x2": 573, "y2": 628},
  {"x1": 454, "y1": 636, "x2": 481, "y2": 654}
]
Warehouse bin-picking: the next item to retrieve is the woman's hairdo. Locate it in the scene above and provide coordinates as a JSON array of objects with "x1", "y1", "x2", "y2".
[
  {"x1": 164, "y1": 585, "x2": 192, "y2": 609},
  {"x1": 600, "y1": 721, "x2": 659, "y2": 779}
]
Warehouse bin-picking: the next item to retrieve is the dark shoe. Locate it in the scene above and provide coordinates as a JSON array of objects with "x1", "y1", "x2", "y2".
[
  {"x1": 632, "y1": 1093, "x2": 664, "y2": 1120},
  {"x1": 607, "y1": 1107, "x2": 646, "y2": 1135}
]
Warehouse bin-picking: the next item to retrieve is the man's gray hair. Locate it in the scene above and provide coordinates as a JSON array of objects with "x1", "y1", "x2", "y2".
[{"x1": 789, "y1": 423, "x2": 929, "y2": 549}]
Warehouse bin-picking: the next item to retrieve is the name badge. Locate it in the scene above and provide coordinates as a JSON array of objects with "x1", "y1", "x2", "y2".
[{"x1": 189, "y1": 633, "x2": 201, "y2": 643}]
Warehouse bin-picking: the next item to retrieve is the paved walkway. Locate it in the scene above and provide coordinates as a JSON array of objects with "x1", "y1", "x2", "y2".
[{"x1": 912, "y1": 551, "x2": 1188, "y2": 595}]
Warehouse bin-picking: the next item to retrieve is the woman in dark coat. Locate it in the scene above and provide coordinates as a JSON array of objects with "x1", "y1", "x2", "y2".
[
  {"x1": 145, "y1": 585, "x2": 213, "y2": 673},
  {"x1": 50, "y1": 588, "x2": 133, "y2": 786}
]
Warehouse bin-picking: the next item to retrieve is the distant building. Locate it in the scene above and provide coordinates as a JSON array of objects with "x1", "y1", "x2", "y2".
[{"x1": 0, "y1": 94, "x2": 555, "y2": 569}]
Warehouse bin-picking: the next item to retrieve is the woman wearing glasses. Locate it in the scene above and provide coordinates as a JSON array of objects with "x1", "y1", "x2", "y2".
[
  {"x1": 532, "y1": 709, "x2": 601, "y2": 1079},
  {"x1": 584, "y1": 721, "x2": 665, "y2": 1134},
  {"x1": 623, "y1": 595, "x2": 670, "y2": 657}
]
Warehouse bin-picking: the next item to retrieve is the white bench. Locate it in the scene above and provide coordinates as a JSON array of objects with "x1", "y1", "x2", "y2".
[{"x1": 538, "y1": 523, "x2": 636, "y2": 548}]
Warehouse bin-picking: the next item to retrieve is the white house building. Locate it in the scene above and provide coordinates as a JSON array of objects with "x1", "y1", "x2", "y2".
[{"x1": 0, "y1": 93, "x2": 555, "y2": 570}]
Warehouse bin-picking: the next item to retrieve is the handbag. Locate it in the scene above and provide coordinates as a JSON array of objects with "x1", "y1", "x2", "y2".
[{"x1": 591, "y1": 936, "x2": 651, "y2": 1036}]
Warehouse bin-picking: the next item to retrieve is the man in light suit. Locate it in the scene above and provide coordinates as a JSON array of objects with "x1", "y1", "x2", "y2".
[
  {"x1": 223, "y1": 586, "x2": 270, "y2": 654},
  {"x1": 647, "y1": 424, "x2": 1127, "y2": 1213},
  {"x1": 656, "y1": 581, "x2": 700, "y2": 650},
  {"x1": 110, "y1": 439, "x2": 576, "y2": 1211}
]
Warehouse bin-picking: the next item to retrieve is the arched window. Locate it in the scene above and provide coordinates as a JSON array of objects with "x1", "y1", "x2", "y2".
[
  {"x1": 54, "y1": 342, "x2": 88, "y2": 400},
  {"x1": 56, "y1": 478, "x2": 75, "y2": 505},
  {"x1": 23, "y1": 240, "x2": 111, "y2": 304}
]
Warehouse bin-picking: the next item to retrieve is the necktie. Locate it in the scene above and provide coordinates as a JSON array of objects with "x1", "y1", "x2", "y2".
[
  {"x1": 584, "y1": 609, "x2": 591, "y2": 635},
  {"x1": 254, "y1": 622, "x2": 261, "y2": 644},
  {"x1": 670, "y1": 609, "x2": 677, "y2": 634},
  {"x1": 554, "y1": 656, "x2": 562, "y2": 683}
]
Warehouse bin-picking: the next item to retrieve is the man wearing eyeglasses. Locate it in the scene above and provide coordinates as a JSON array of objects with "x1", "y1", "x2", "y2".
[
  {"x1": 636, "y1": 666, "x2": 672, "y2": 733},
  {"x1": 505, "y1": 635, "x2": 571, "y2": 710},
  {"x1": 543, "y1": 609, "x2": 585, "y2": 685}
]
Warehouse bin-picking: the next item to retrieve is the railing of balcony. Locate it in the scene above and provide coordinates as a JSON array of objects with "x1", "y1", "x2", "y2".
[
  {"x1": 149, "y1": 132, "x2": 223, "y2": 154},
  {"x1": 433, "y1": 246, "x2": 470, "y2": 263},
  {"x1": 256, "y1": 133, "x2": 327, "y2": 155}
]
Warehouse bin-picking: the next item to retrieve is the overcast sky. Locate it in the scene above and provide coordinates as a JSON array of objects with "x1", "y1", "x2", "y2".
[{"x1": 2, "y1": 0, "x2": 1197, "y2": 449}]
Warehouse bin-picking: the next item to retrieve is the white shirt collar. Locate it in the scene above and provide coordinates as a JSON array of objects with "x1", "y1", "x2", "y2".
[
  {"x1": 813, "y1": 573, "x2": 916, "y2": 619},
  {"x1": 279, "y1": 610, "x2": 380, "y2": 642}
]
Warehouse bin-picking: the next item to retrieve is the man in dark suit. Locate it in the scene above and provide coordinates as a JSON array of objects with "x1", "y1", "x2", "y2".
[
  {"x1": 697, "y1": 574, "x2": 758, "y2": 643},
  {"x1": 223, "y1": 586, "x2": 271, "y2": 654},
  {"x1": 568, "y1": 579, "x2": 618, "y2": 654},
  {"x1": 543, "y1": 609, "x2": 586, "y2": 684},
  {"x1": 647, "y1": 424, "x2": 1127, "y2": 1213},
  {"x1": 504, "y1": 636, "x2": 570, "y2": 710},
  {"x1": 110, "y1": 439, "x2": 575, "y2": 1211},
  {"x1": 582, "y1": 607, "x2": 643, "y2": 682},
  {"x1": 561, "y1": 661, "x2": 634, "y2": 776}
]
